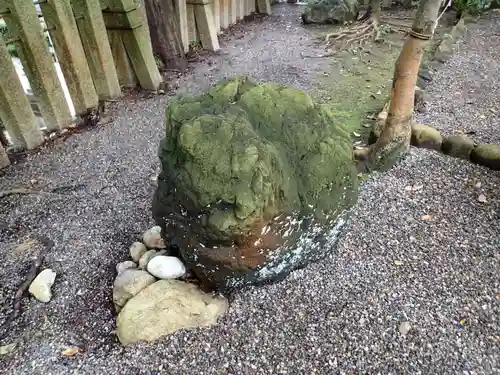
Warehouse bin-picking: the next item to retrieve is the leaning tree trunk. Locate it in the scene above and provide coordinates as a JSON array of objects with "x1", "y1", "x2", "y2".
[
  {"x1": 144, "y1": 0, "x2": 188, "y2": 71},
  {"x1": 372, "y1": 0, "x2": 382, "y2": 25},
  {"x1": 368, "y1": 0, "x2": 443, "y2": 167}
]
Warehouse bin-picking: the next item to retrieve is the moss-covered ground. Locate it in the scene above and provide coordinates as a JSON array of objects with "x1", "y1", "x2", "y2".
[{"x1": 307, "y1": 10, "x2": 456, "y2": 147}]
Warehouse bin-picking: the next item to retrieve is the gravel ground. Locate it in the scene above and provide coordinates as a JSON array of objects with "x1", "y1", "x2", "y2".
[
  {"x1": 0, "y1": 5, "x2": 499, "y2": 375},
  {"x1": 417, "y1": 11, "x2": 500, "y2": 144}
]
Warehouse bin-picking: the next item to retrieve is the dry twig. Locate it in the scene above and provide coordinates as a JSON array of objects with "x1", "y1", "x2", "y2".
[{"x1": 0, "y1": 235, "x2": 54, "y2": 341}]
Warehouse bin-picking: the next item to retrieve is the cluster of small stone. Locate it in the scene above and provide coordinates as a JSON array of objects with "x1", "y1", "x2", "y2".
[
  {"x1": 113, "y1": 226, "x2": 186, "y2": 313},
  {"x1": 112, "y1": 226, "x2": 228, "y2": 346}
]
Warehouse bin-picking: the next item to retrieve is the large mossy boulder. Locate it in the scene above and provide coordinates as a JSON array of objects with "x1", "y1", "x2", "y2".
[
  {"x1": 152, "y1": 77, "x2": 358, "y2": 291},
  {"x1": 301, "y1": 0, "x2": 359, "y2": 25}
]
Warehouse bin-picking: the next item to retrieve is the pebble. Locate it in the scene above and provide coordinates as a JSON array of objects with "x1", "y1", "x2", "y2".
[
  {"x1": 399, "y1": 321, "x2": 412, "y2": 335},
  {"x1": 112, "y1": 269, "x2": 156, "y2": 309},
  {"x1": 129, "y1": 242, "x2": 147, "y2": 262},
  {"x1": 28, "y1": 269, "x2": 57, "y2": 303},
  {"x1": 142, "y1": 226, "x2": 166, "y2": 249},
  {"x1": 138, "y1": 249, "x2": 163, "y2": 269},
  {"x1": 146, "y1": 256, "x2": 186, "y2": 280},
  {"x1": 116, "y1": 261, "x2": 137, "y2": 275}
]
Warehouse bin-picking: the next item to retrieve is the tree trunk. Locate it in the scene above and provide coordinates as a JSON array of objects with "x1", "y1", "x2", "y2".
[
  {"x1": 372, "y1": 0, "x2": 381, "y2": 25},
  {"x1": 144, "y1": 0, "x2": 188, "y2": 72},
  {"x1": 368, "y1": 0, "x2": 443, "y2": 168}
]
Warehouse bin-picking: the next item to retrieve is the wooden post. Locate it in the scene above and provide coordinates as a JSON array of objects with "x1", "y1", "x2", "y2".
[
  {"x1": 102, "y1": 0, "x2": 162, "y2": 90},
  {"x1": 234, "y1": 0, "x2": 240, "y2": 20},
  {"x1": 39, "y1": 0, "x2": 98, "y2": 116},
  {"x1": 174, "y1": 0, "x2": 190, "y2": 53},
  {"x1": 107, "y1": 30, "x2": 138, "y2": 87},
  {"x1": 71, "y1": 0, "x2": 122, "y2": 100},
  {"x1": 220, "y1": 0, "x2": 229, "y2": 29},
  {"x1": 256, "y1": 0, "x2": 270, "y2": 14},
  {"x1": 0, "y1": 0, "x2": 73, "y2": 131},
  {"x1": 188, "y1": 0, "x2": 219, "y2": 51},
  {"x1": 248, "y1": 0, "x2": 255, "y2": 14},
  {"x1": 212, "y1": 0, "x2": 220, "y2": 33},
  {"x1": 230, "y1": 0, "x2": 237, "y2": 23},
  {"x1": 0, "y1": 36, "x2": 43, "y2": 150},
  {"x1": 0, "y1": 141, "x2": 10, "y2": 169},
  {"x1": 238, "y1": 0, "x2": 245, "y2": 19},
  {"x1": 186, "y1": 3, "x2": 197, "y2": 45}
]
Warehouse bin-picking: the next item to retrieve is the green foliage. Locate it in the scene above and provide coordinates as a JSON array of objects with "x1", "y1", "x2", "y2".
[{"x1": 454, "y1": 0, "x2": 493, "y2": 14}]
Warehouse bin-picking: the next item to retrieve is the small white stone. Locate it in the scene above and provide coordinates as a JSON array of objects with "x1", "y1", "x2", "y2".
[
  {"x1": 28, "y1": 269, "x2": 57, "y2": 303},
  {"x1": 147, "y1": 256, "x2": 186, "y2": 280},
  {"x1": 142, "y1": 226, "x2": 166, "y2": 249},
  {"x1": 129, "y1": 242, "x2": 147, "y2": 262},
  {"x1": 399, "y1": 321, "x2": 412, "y2": 335},
  {"x1": 116, "y1": 261, "x2": 137, "y2": 275}
]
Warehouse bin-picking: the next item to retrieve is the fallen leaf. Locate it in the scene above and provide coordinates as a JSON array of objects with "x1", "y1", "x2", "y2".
[
  {"x1": 363, "y1": 123, "x2": 371, "y2": 128},
  {"x1": 478, "y1": 194, "x2": 487, "y2": 203},
  {"x1": 61, "y1": 347, "x2": 82, "y2": 357},
  {"x1": 393, "y1": 260, "x2": 404, "y2": 266},
  {"x1": 474, "y1": 182, "x2": 482, "y2": 189},
  {"x1": 421, "y1": 214, "x2": 435, "y2": 221},
  {"x1": 0, "y1": 343, "x2": 16, "y2": 356},
  {"x1": 376, "y1": 90, "x2": 382, "y2": 95},
  {"x1": 405, "y1": 185, "x2": 413, "y2": 191},
  {"x1": 479, "y1": 114, "x2": 486, "y2": 120},
  {"x1": 352, "y1": 132, "x2": 361, "y2": 137}
]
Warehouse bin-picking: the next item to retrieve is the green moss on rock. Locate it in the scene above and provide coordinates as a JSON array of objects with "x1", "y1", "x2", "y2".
[
  {"x1": 152, "y1": 77, "x2": 358, "y2": 290},
  {"x1": 411, "y1": 124, "x2": 442, "y2": 151},
  {"x1": 301, "y1": 0, "x2": 359, "y2": 25},
  {"x1": 470, "y1": 144, "x2": 500, "y2": 170},
  {"x1": 441, "y1": 135, "x2": 475, "y2": 159}
]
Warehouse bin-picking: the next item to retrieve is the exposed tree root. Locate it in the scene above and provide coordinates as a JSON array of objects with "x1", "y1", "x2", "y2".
[
  {"x1": 0, "y1": 184, "x2": 87, "y2": 200},
  {"x1": 305, "y1": 17, "x2": 410, "y2": 58}
]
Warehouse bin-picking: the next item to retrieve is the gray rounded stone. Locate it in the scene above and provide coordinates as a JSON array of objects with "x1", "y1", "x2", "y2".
[
  {"x1": 112, "y1": 269, "x2": 156, "y2": 309},
  {"x1": 129, "y1": 242, "x2": 147, "y2": 263},
  {"x1": 441, "y1": 136, "x2": 475, "y2": 159},
  {"x1": 470, "y1": 144, "x2": 500, "y2": 170}
]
